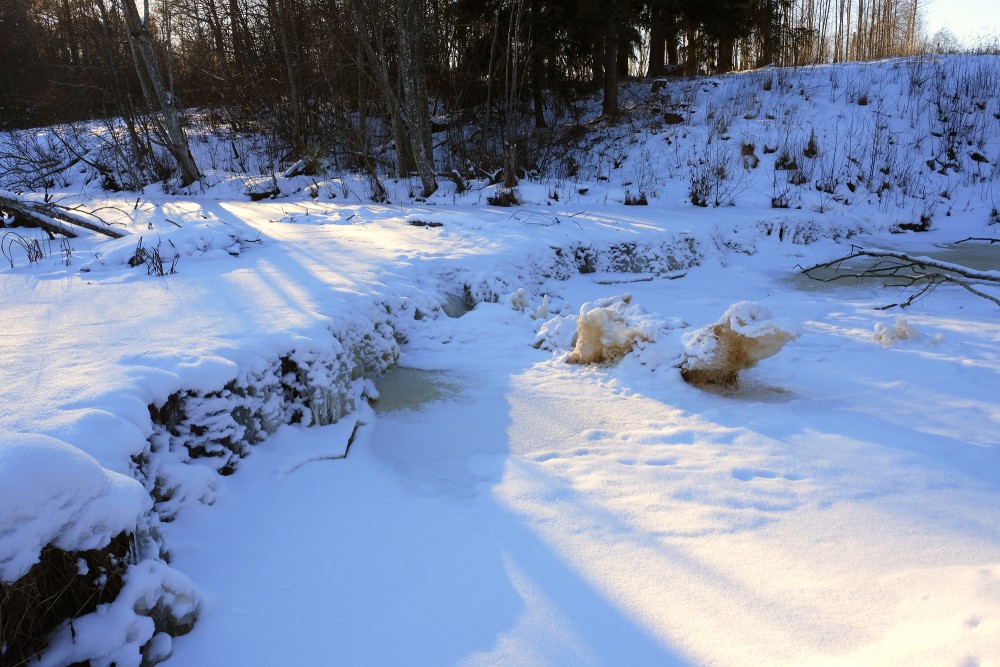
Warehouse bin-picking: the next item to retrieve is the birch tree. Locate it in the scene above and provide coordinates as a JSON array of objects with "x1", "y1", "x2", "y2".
[
  {"x1": 119, "y1": 0, "x2": 202, "y2": 186},
  {"x1": 395, "y1": 0, "x2": 438, "y2": 197}
]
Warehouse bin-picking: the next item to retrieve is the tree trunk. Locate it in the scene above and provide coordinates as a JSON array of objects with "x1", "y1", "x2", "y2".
[
  {"x1": 529, "y1": 0, "x2": 546, "y2": 128},
  {"x1": 0, "y1": 192, "x2": 126, "y2": 238},
  {"x1": 269, "y1": 0, "x2": 304, "y2": 151},
  {"x1": 530, "y1": 46, "x2": 546, "y2": 128},
  {"x1": 684, "y1": 20, "x2": 698, "y2": 75},
  {"x1": 666, "y1": 21, "x2": 679, "y2": 67},
  {"x1": 347, "y1": 0, "x2": 415, "y2": 177},
  {"x1": 757, "y1": 0, "x2": 778, "y2": 67},
  {"x1": 60, "y1": 0, "x2": 80, "y2": 67},
  {"x1": 647, "y1": 5, "x2": 666, "y2": 77},
  {"x1": 717, "y1": 35, "x2": 735, "y2": 73},
  {"x1": 602, "y1": 19, "x2": 618, "y2": 118},
  {"x1": 119, "y1": 0, "x2": 202, "y2": 186},
  {"x1": 395, "y1": 0, "x2": 437, "y2": 197},
  {"x1": 616, "y1": 31, "x2": 630, "y2": 78}
]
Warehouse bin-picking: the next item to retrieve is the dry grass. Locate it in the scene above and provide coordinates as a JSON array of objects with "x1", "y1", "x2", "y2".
[{"x1": 0, "y1": 532, "x2": 132, "y2": 666}]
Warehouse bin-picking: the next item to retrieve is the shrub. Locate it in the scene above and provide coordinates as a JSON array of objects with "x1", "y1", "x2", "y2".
[
  {"x1": 128, "y1": 237, "x2": 179, "y2": 276},
  {"x1": 488, "y1": 188, "x2": 520, "y2": 207},
  {"x1": 803, "y1": 130, "x2": 819, "y2": 158}
]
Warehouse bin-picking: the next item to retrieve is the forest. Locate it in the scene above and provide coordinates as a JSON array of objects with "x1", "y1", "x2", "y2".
[{"x1": 0, "y1": 0, "x2": 930, "y2": 195}]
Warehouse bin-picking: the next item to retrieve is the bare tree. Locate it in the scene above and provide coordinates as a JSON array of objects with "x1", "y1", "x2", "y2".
[
  {"x1": 119, "y1": 0, "x2": 202, "y2": 186},
  {"x1": 395, "y1": 0, "x2": 437, "y2": 196}
]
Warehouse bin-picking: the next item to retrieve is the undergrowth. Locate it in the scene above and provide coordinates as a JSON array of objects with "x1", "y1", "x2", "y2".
[{"x1": 0, "y1": 533, "x2": 133, "y2": 666}]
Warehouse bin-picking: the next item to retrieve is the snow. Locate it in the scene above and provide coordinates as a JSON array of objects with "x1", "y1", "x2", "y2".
[
  {"x1": 1, "y1": 55, "x2": 999, "y2": 666},
  {"x1": 0, "y1": 433, "x2": 149, "y2": 582},
  {"x1": 679, "y1": 301, "x2": 800, "y2": 385},
  {"x1": 36, "y1": 559, "x2": 199, "y2": 667}
]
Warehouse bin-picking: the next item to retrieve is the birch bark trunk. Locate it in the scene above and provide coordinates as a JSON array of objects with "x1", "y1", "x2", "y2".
[{"x1": 119, "y1": 0, "x2": 202, "y2": 186}]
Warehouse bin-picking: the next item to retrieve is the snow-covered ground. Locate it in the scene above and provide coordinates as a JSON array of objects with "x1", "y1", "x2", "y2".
[{"x1": 2, "y1": 56, "x2": 999, "y2": 666}]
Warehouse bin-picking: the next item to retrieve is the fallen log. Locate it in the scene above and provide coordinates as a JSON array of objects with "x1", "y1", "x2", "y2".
[{"x1": 0, "y1": 191, "x2": 127, "y2": 239}]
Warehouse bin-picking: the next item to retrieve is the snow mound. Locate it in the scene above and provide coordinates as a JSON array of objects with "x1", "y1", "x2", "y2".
[
  {"x1": 873, "y1": 316, "x2": 943, "y2": 346},
  {"x1": 565, "y1": 295, "x2": 656, "y2": 365},
  {"x1": 79, "y1": 220, "x2": 256, "y2": 274},
  {"x1": 533, "y1": 312, "x2": 579, "y2": 351},
  {"x1": 0, "y1": 433, "x2": 150, "y2": 582},
  {"x1": 680, "y1": 301, "x2": 799, "y2": 386}
]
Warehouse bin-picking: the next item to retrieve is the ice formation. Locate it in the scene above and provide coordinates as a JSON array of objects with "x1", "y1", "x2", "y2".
[
  {"x1": 566, "y1": 295, "x2": 654, "y2": 364},
  {"x1": 873, "y1": 316, "x2": 941, "y2": 346},
  {"x1": 679, "y1": 301, "x2": 799, "y2": 386}
]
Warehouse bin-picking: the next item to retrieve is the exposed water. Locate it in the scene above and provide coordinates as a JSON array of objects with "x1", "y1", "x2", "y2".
[{"x1": 372, "y1": 366, "x2": 460, "y2": 414}]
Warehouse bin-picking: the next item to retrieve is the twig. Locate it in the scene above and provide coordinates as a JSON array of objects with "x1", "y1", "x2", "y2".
[{"x1": 955, "y1": 237, "x2": 1000, "y2": 245}]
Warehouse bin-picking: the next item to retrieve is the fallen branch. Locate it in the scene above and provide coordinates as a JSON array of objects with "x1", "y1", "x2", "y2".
[
  {"x1": 955, "y1": 237, "x2": 1000, "y2": 245},
  {"x1": 798, "y1": 245, "x2": 1000, "y2": 309},
  {"x1": 0, "y1": 191, "x2": 127, "y2": 239}
]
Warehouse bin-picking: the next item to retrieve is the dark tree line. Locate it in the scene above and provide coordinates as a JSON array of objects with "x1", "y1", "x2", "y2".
[{"x1": 0, "y1": 0, "x2": 927, "y2": 190}]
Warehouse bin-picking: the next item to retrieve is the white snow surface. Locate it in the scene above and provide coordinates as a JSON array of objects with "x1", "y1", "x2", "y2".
[
  {"x1": 1, "y1": 56, "x2": 999, "y2": 666},
  {"x1": 0, "y1": 433, "x2": 149, "y2": 581}
]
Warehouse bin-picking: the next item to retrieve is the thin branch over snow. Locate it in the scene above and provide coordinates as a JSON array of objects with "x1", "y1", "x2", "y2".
[{"x1": 798, "y1": 244, "x2": 1000, "y2": 309}]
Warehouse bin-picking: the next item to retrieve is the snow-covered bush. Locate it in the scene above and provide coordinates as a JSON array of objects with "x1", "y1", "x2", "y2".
[
  {"x1": 680, "y1": 301, "x2": 799, "y2": 386},
  {"x1": 80, "y1": 221, "x2": 257, "y2": 274}
]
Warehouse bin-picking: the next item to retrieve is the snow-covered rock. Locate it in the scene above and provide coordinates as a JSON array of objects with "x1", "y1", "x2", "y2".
[{"x1": 35, "y1": 558, "x2": 200, "y2": 667}]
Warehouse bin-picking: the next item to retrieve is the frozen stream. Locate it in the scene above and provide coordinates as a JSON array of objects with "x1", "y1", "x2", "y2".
[{"x1": 160, "y1": 266, "x2": 1000, "y2": 666}]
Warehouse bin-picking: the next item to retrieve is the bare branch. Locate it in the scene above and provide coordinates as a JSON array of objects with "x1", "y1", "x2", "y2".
[
  {"x1": 798, "y1": 245, "x2": 1000, "y2": 309},
  {"x1": 955, "y1": 237, "x2": 1000, "y2": 245}
]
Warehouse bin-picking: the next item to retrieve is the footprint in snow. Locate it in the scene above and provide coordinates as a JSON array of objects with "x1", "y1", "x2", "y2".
[{"x1": 731, "y1": 468, "x2": 803, "y2": 482}]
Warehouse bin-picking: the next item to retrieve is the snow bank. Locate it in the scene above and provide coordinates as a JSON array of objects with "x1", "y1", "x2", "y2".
[
  {"x1": 36, "y1": 559, "x2": 199, "y2": 667},
  {"x1": 79, "y1": 220, "x2": 258, "y2": 274},
  {"x1": 680, "y1": 301, "x2": 799, "y2": 386},
  {"x1": 0, "y1": 433, "x2": 150, "y2": 582},
  {"x1": 143, "y1": 312, "x2": 399, "y2": 519}
]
